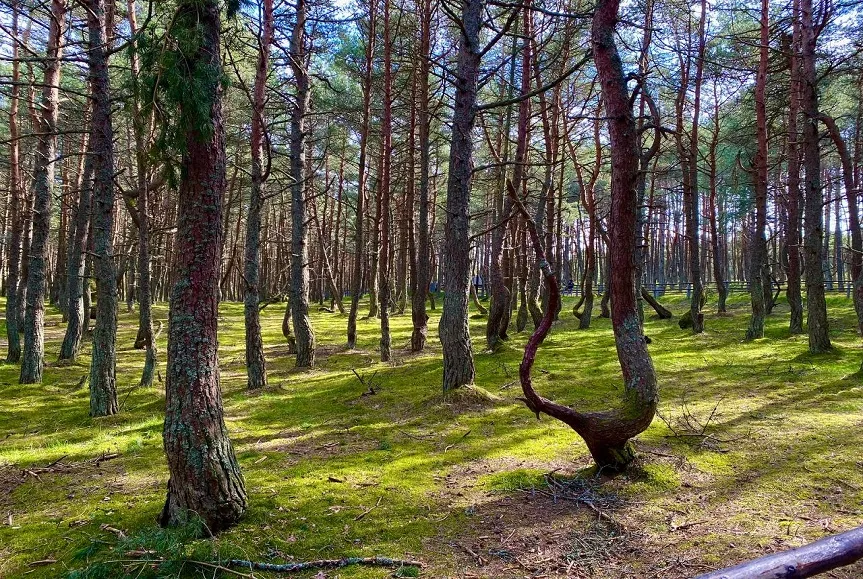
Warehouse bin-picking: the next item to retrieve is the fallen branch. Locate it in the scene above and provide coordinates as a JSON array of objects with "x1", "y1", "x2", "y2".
[
  {"x1": 224, "y1": 556, "x2": 424, "y2": 573},
  {"x1": 695, "y1": 525, "x2": 863, "y2": 578},
  {"x1": 354, "y1": 496, "x2": 383, "y2": 521},
  {"x1": 444, "y1": 429, "x2": 471, "y2": 452}
]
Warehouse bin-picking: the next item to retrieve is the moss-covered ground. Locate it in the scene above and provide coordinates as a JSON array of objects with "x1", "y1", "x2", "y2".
[{"x1": 0, "y1": 292, "x2": 861, "y2": 578}]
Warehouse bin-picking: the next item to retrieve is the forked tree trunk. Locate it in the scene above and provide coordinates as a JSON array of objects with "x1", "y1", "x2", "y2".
[
  {"x1": 289, "y1": 0, "x2": 316, "y2": 367},
  {"x1": 86, "y1": 0, "x2": 119, "y2": 417},
  {"x1": 160, "y1": 0, "x2": 247, "y2": 534},
  {"x1": 439, "y1": 0, "x2": 481, "y2": 391},
  {"x1": 20, "y1": 0, "x2": 66, "y2": 384},
  {"x1": 243, "y1": 0, "x2": 274, "y2": 389},
  {"x1": 512, "y1": 0, "x2": 658, "y2": 470}
]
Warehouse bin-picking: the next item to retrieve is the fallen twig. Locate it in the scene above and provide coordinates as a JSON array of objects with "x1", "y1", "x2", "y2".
[
  {"x1": 354, "y1": 496, "x2": 382, "y2": 521},
  {"x1": 224, "y1": 556, "x2": 424, "y2": 573},
  {"x1": 444, "y1": 429, "x2": 471, "y2": 452}
]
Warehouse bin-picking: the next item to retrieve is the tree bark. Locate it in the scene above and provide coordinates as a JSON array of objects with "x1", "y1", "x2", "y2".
[
  {"x1": 86, "y1": 0, "x2": 119, "y2": 417},
  {"x1": 160, "y1": 0, "x2": 247, "y2": 534},
  {"x1": 347, "y1": 0, "x2": 375, "y2": 349},
  {"x1": 745, "y1": 0, "x2": 769, "y2": 341},
  {"x1": 20, "y1": 0, "x2": 66, "y2": 384},
  {"x1": 410, "y1": 0, "x2": 432, "y2": 352},
  {"x1": 127, "y1": 0, "x2": 157, "y2": 387},
  {"x1": 378, "y1": 0, "x2": 393, "y2": 362},
  {"x1": 244, "y1": 0, "x2": 274, "y2": 389},
  {"x1": 289, "y1": 0, "x2": 316, "y2": 367},
  {"x1": 5, "y1": 0, "x2": 23, "y2": 363},
  {"x1": 695, "y1": 525, "x2": 863, "y2": 579},
  {"x1": 800, "y1": 0, "x2": 831, "y2": 352},
  {"x1": 440, "y1": 0, "x2": 481, "y2": 391}
]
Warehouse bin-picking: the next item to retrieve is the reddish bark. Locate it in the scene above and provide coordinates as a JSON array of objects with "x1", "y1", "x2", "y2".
[
  {"x1": 513, "y1": 0, "x2": 657, "y2": 470},
  {"x1": 160, "y1": 0, "x2": 247, "y2": 533}
]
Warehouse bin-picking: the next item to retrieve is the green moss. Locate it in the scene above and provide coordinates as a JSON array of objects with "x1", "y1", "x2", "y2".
[
  {"x1": 0, "y1": 292, "x2": 861, "y2": 577},
  {"x1": 480, "y1": 468, "x2": 548, "y2": 492}
]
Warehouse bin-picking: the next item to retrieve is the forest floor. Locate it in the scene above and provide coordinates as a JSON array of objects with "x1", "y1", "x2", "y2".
[{"x1": 0, "y1": 291, "x2": 862, "y2": 578}]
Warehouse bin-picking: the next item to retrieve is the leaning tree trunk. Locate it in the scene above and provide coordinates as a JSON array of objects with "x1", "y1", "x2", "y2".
[
  {"x1": 86, "y1": 0, "x2": 119, "y2": 417},
  {"x1": 439, "y1": 0, "x2": 481, "y2": 391},
  {"x1": 243, "y1": 0, "x2": 273, "y2": 389},
  {"x1": 512, "y1": 0, "x2": 659, "y2": 470},
  {"x1": 288, "y1": 0, "x2": 316, "y2": 368},
  {"x1": 820, "y1": 114, "x2": 862, "y2": 333},
  {"x1": 159, "y1": 0, "x2": 247, "y2": 534},
  {"x1": 800, "y1": 0, "x2": 831, "y2": 353},
  {"x1": 20, "y1": 0, "x2": 66, "y2": 384}
]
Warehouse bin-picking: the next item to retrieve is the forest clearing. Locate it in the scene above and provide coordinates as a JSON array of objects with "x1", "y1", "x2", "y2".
[
  {"x1": 2, "y1": 0, "x2": 863, "y2": 575},
  {"x1": 1, "y1": 293, "x2": 862, "y2": 577}
]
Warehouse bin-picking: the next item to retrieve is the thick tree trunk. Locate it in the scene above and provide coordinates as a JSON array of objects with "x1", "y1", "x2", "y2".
[
  {"x1": 20, "y1": 0, "x2": 66, "y2": 384},
  {"x1": 160, "y1": 0, "x2": 247, "y2": 534},
  {"x1": 440, "y1": 0, "x2": 481, "y2": 391},
  {"x1": 800, "y1": 0, "x2": 831, "y2": 353},
  {"x1": 512, "y1": 0, "x2": 658, "y2": 472},
  {"x1": 86, "y1": 0, "x2": 119, "y2": 417},
  {"x1": 244, "y1": 0, "x2": 273, "y2": 390},
  {"x1": 289, "y1": 0, "x2": 316, "y2": 367}
]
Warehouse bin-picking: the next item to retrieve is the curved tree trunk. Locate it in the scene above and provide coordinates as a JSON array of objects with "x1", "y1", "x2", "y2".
[
  {"x1": 160, "y1": 0, "x2": 247, "y2": 534},
  {"x1": 820, "y1": 113, "x2": 862, "y2": 333},
  {"x1": 20, "y1": 0, "x2": 66, "y2": 384},
  {"x1": 515, "y1": 0, "x2": 657, "y2": 470}
]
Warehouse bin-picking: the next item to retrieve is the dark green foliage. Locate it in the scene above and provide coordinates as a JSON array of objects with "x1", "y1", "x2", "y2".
[
  {"x1": 136, "y1": 3, "x2": 231, "y2": 162},
  {"x1": 69, "y1": 518, "x2": 208, "y2": 578}
]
